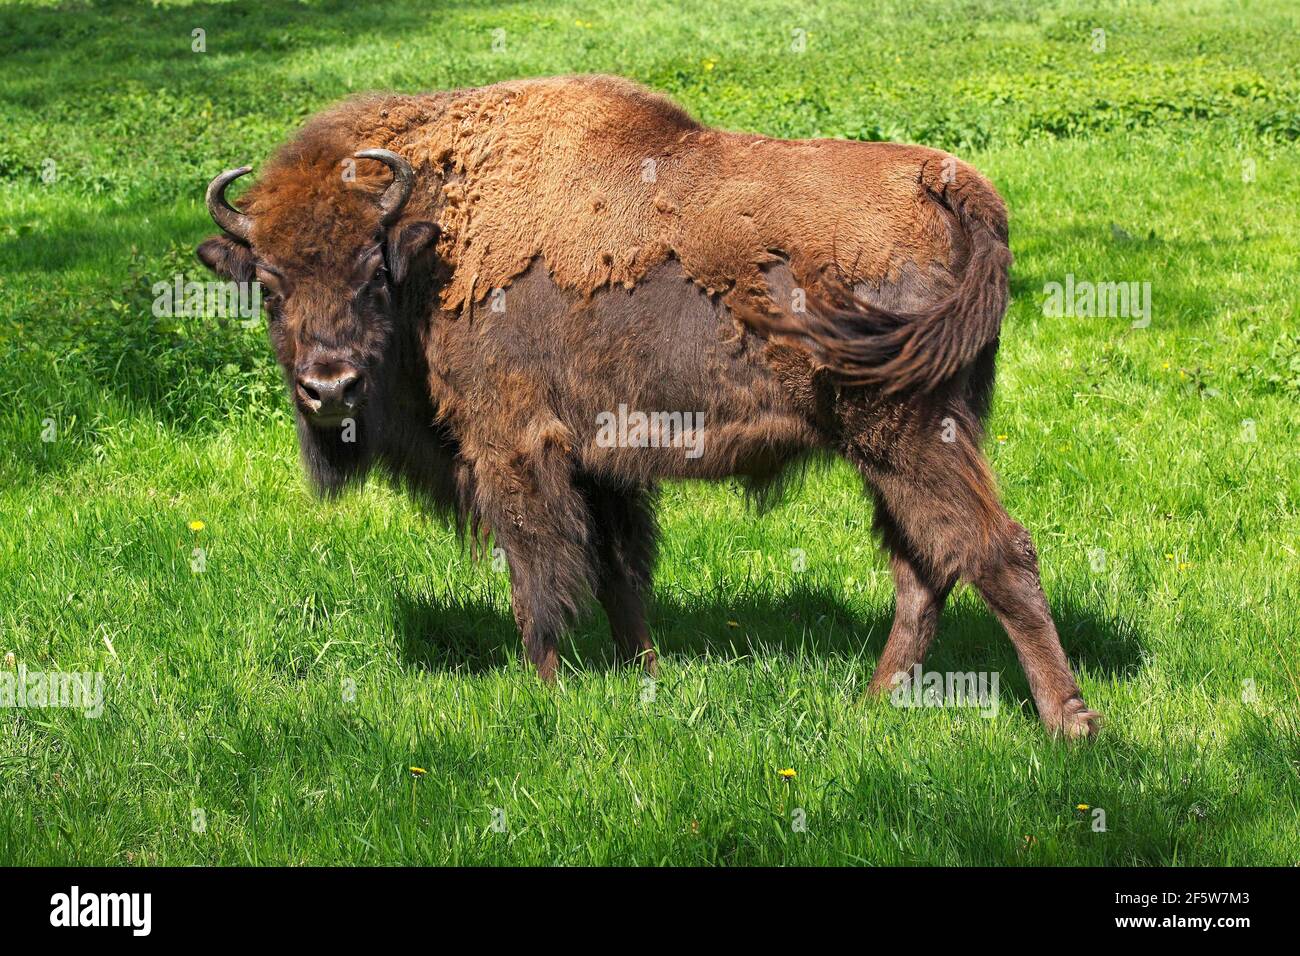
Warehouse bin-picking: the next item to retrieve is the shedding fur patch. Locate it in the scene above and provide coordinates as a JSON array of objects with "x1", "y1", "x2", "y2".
[
  {"x1": 248, "y1": 77, "x2": 961, "y2": 312},
  {"x1": 239, "y1": 75, "x2": 1009, "y2": 392},
  {"x1": 409, "y1": 76, "x2": 960, "y2": 320}
]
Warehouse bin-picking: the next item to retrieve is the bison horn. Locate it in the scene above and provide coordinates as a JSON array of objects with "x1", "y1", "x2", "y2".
[
  {"x1": 205, "y1": 166, "x2": 254, "y2": 241},
  {"x1": 355, "y1": 148, "x2": 414, "y2": 225}
]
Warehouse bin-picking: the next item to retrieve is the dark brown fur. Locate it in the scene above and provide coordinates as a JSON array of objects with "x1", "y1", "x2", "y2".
[{"x1": 197, "y1": 75, "x2": 1100, "y2": 737}]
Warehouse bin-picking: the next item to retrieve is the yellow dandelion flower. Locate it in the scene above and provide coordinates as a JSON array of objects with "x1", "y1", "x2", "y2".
[
  {"x1": 409, "y1": 766, "x2": 427, "y2": 777},
  {"x1": 1164, "y1": 552, "x2": 1175, "y2": 561},
  {"x1": 1178, "y1": 561, "x2": 1190, "y2": 570},
  {"x1": 1076, "y1": 803, "x2": 1090, "y2": 811},
  {"x1": 1162, "y1": 361, "x2": 1171, "y2": 370},
  {"x1": 778, "y1": 768, "x2": 797, "y2": 779},
  {"x1": 702, "y1": 59, "x2": 716, "y2": 71},
  {"x1": 188, "y1": 520, "x2": 206, "y2": 532},
  {"x1": 997, "y1": 434, "x2": 1008, "y2": 443}
]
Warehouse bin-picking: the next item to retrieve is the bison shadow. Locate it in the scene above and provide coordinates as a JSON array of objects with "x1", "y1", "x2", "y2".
[{"x1": 395, "y1": 580, "x2": 1145, "y2": 696}]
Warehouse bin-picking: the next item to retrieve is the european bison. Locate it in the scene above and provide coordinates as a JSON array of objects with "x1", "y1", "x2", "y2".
[{"x1": 198, "y1": 75, "x2": 1100, "y2": 738}]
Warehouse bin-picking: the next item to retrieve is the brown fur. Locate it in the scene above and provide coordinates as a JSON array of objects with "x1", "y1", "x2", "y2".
[{"x1": 197, "y1": 75, "x2": 1100, "y2": 737}]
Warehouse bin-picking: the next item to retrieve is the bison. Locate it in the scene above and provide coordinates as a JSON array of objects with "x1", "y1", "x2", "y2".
[{"x1": 197, "y1": 75, "x2": 1100, "y2": 738}]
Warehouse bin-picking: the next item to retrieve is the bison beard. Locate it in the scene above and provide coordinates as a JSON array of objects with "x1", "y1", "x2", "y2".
[
  {"x1": 297, "y1": 410, "x2": 369, "y2": 496},
  {"x1": 196, "y1": 74, "x2": 1101, "y2": 739}
]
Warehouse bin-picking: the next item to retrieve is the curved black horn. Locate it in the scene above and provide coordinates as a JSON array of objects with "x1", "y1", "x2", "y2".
[
  {"x1": 355, "y1": 148, "x2": 414, "y2": 225},
  {"x1": 205, "y1": 166, "x2": 254, "y2": 241}
]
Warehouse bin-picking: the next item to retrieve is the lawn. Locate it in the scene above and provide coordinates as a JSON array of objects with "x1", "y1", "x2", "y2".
[{"x1": 0, "y1": 0, "x2": 1296, "y2": 865}]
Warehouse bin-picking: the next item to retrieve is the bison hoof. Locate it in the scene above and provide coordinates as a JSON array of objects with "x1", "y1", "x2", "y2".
[{"x1": 1046, "y1": 696, "x2": 1102, "y2": 740}]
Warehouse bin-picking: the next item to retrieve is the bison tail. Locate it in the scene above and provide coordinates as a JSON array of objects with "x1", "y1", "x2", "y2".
[{"x1": 779, "y1": 160, "x2": 1011, "y2": 396}]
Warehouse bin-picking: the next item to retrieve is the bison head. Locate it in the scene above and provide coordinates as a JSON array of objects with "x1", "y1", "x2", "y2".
[{"x1": 196, "y1": 149, "x2": 437, "y2": 493}]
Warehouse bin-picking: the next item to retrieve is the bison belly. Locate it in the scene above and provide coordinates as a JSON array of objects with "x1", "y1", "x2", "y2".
[{"x1": 429, "y1": 258, "x2": 823, "y2": 486}]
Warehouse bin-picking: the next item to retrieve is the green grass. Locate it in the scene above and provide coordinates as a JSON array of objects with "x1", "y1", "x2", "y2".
[{"x1": 1, "y1": 0, "x2": 1297, "y2": 865}]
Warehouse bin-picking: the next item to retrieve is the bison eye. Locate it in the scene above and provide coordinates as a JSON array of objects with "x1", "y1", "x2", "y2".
[{"x1": 260, "y1": 292, "x2": 283, "y2": 320}]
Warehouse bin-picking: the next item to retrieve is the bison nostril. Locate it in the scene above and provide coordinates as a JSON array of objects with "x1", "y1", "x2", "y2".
[
  {"x1": 297, "y1": 366, "x2": 361, "y2": 418},
  {"x1": 341, "y1": 375, "x2": 360, "y2": 407}
]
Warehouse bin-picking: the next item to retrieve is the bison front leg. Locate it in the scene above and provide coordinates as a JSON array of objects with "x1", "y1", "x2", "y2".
[
  {"x1": 472, "y1": 450, "x2": 597, "y2": 683},
  {"x1": 509, "y1": 572, "x2": 565, "y2": 682},
  {"x1": 582, "y1": 480, "x2": 660, "y2": 673}
]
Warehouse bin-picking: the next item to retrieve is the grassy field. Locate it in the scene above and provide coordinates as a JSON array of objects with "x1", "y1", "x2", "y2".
[{"x1": 1, "y1": 0, "x2": 1297, "y2": 866}]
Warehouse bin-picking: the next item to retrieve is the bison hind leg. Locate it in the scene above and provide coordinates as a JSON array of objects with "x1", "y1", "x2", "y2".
[
  {"x1": 865, "y1": 502, "x2": 957, "y2": 697},
  {"x1": 843, "y1": 394, "x2": 1100, "y2": 738}
]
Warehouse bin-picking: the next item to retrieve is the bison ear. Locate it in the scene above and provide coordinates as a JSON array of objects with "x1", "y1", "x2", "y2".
[
  {"x1": 386, "y1": 221, "x2": 437, "y2": 285},
  {"x1": 196, "y1": 235, "x2": 255, "y2": 283}
]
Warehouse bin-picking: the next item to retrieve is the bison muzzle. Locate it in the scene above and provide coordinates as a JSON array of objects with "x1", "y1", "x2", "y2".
[{"x1": 197, "y1": 75, "x2": 1101, "y2": 738}]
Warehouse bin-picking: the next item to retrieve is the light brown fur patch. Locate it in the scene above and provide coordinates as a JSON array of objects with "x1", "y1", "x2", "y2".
[{"x1": 243, "y1": 75, "x2": 980, "y2": 326}]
